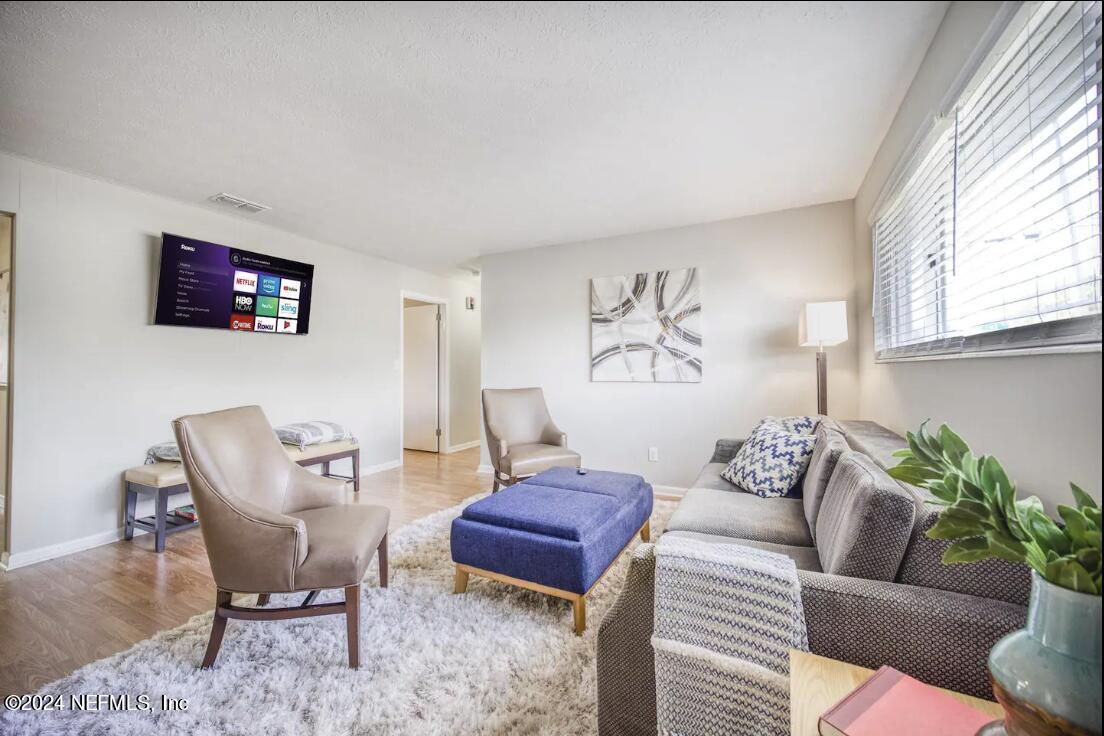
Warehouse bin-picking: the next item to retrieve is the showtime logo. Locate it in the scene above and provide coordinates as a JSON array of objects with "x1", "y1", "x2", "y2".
[{"x1": 233, "y1": 270, "x2": 258, "y2": 294}]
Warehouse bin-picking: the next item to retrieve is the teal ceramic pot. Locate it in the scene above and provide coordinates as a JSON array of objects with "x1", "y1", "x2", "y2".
[{"x1": 987, "y1": 572, "x2": 1102, "y2": 735}]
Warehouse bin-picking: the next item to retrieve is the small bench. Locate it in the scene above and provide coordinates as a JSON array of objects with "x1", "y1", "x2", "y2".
[
  {"x1": 123, "y1": 439, "x2": 360, "y2": 552},
  {"x1": 450, "y1": 467, "x2": 653, "y2": 634}
]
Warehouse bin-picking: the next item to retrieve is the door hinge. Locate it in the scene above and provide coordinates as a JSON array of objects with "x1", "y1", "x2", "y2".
[{"x1": 435, "y1": 428, "x2": 442, "y2": 437}]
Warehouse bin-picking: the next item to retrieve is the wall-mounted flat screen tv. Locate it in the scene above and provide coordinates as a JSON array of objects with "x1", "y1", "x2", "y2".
[{"x1": 154, "y1": 233, "x2": 314, "y2": 335}]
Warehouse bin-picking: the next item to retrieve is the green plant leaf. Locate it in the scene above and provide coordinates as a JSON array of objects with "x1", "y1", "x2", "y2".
[
  {"x1": 938, "y1": 424, "x2": 970, "y2": 465},
  {"x1": 942, "y1": 537, "x2": 994, "y2": 564},
  {"x1": 1070, "y1": 483, "x2": 1099, "y2": 511},
  {"x1": 1024, "y1": 503, "x2": 1071, "y2": 556},
  {"x1": 1045, "y1": 558, "x2": 1098, "y2": 594},
  {"x1": 927, "y1": 514, "x2": 987, "y2": 540},
  {"x1": 986, "y1": 531, "x2": 1029, "y2": 562},
  {"x1": 1058, "y1": 505, "x2": 1090, "y2": 548}
]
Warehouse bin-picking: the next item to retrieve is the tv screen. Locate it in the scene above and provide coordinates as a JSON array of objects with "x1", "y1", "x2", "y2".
[{"x1": 154, "y1": 233, "x2": 314, "y2": 335}]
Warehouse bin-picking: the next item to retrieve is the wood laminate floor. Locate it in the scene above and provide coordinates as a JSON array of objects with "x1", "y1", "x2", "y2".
[{"x1": 0, "y1": 448, "x2": 487, "y2": 696}]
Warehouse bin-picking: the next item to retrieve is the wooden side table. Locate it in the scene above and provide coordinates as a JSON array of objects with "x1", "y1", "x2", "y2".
[{"x1": 790, "y1": 650, "x2": 1004, "y2": 736}]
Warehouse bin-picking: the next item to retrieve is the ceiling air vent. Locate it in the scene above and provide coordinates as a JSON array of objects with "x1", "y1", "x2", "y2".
[{"x1": 208, "y1": 192, "x2": 270, "y2": 214}]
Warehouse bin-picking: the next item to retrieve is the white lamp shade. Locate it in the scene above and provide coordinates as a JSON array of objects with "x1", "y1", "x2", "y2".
[{"x1": 800, "y1": 301, "x2": 848, "y2": 347}]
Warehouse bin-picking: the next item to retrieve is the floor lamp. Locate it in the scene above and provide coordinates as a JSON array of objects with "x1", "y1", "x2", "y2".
[{"x1": 799, "y1": 301, "x2": 848, "y2": 416}]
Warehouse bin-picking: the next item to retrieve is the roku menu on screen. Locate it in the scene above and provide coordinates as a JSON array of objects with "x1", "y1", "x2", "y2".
[{"x1": 154, "y1": 233, "x2": 314, "y2": 335}]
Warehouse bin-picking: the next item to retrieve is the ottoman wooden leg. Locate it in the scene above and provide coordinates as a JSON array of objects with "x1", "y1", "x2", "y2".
[
  {"x1": 454, "y1": 567, "x2": 470, "y2": 594},
  {"x1": 573, "y1": 596, "x2": 586, "y2": 635},
  {"x1": 640, "y1": 520, "x2": 651, "y2": 542}
]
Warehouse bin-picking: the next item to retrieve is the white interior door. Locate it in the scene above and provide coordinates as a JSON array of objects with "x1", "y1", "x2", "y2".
[{"x1": 403, "y1": 304, "x2": 440, "y2": 452}]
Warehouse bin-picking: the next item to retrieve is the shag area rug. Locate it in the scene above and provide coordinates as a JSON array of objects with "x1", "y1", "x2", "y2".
[{"x1": 2, "y1": 494, "x2": 676, "y2": 736}]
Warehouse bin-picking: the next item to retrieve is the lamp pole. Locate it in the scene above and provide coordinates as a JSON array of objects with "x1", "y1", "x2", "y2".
[{"x1": 816, "y1": 342, "x2": 827, "y2": 416}]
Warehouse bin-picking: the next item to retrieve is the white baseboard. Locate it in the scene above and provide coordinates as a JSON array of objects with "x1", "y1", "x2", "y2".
[
  {"x1": 476, "y1": 464, "x2": 494, "y2": 475},
  {"x1": 362, "y1": 458, "x2": 403, "y2": 475},
  {"x1": 0, "y1": 457, "x2": 408, "y2": 572},
  {"x1": 445, "y1": 440, "x2": 480, "y2": 454},
  {"x1": 651, "y1": 484, "x2": 688, "y2": 498},
  {"x1": 1, "y1": 526, "x2": 134, "y2": 571}
]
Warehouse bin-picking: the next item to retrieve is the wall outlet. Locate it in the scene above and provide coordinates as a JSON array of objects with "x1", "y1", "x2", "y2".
[{"x1": 648, "y1": 447, "x2": 659, "y2": 462}]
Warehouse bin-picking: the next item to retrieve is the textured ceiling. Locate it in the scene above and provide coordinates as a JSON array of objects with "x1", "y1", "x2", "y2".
[{"x1": 0, "y1": 1, "x2": 947, "y2": 271}]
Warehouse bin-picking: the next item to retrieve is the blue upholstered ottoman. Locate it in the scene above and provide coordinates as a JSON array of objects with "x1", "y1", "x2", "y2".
[{"x1": 450, "y1": 467, "x2": 653, "y2": 634}]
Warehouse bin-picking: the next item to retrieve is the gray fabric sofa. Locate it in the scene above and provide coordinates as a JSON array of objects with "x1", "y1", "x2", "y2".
[{"x1": 596, "y1": 420, "x2": 1030, "y2": 736}]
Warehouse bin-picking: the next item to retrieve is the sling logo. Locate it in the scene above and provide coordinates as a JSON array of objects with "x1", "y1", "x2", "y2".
[
  {"x1": 233, "y1": 270, "x2": 258, "y2": 294},
  {"x1": 233, "y1": 293, "x2": 255, "y2": 314},
  {"x1": 280, "y1": 279, "x2": 301, "y2": 299},
  {"x1": 253, "y1": 316, "x2": 277, "y2": 332},
  {"x1": 277, "y1": 318, "x2": 298, "y2": 333},
  {"x1": 278, "y1": 299, "x2": 299, "y2": 318}
]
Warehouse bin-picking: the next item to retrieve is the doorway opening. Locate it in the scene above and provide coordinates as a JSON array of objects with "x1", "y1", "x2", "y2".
[
  {"x1": 0, "y1": 213, "x2": 12, "y2": 560},
  {"x1": 402, "y1": 295, "x2": 444, "y2": 454}
]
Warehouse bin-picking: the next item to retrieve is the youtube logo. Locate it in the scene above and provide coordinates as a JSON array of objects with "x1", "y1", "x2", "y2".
[
  {"x1": 233, "y1": 270, "x2": 258, "y2": 294},
  {"x1": 276, "y1": 318, "x2": 298, "y2": 334},
  {"x1": 280, "y1": 279, "x2": 301, "y2": 299}
]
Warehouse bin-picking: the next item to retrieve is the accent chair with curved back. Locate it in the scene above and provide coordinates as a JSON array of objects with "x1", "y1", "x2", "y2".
[
  {"x1": 481, "y1": 387, "x2": 581, "y2": 491},
  {"x1": 172, "y1": 405, "x2": 390, "y2": 669}
]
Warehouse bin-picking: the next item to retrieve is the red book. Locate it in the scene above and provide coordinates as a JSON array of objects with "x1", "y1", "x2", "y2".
[{"x1": 819, "y1": 666, "x2": 997, "y2": 736}]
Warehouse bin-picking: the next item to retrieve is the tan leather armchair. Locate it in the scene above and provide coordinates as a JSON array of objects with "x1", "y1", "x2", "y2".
[
  {"x1": 482, "y1": 388, "x2": 581, "y2": 491},
  {"x1": 172, "y1": 405, "x2": 389, "y2": 669}
]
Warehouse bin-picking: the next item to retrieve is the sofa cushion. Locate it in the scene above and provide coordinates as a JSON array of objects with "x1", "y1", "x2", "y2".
[
  {"x1": 815, "y1": 452, "x2": 918, "y2": 581},
  {"x1": 666, "y1": 487, "x2": 813, "y2": 547},
  {"x1": 896, "y1": 500, "x2": 1031, "y2": 606},
  {"x1": 720, "y1": 420, "x2": 817, "y2": 498},
  {"x1": 663, "y1": 530, "x2": 823, "y2": 572},
  {"x1": 837, "y1": 420, "x2": 909, "y2": 470},
  {"x1": 689, "y1": 462, "x2": 736, "y2": 491},
  {"x1": 802, "y1": 426, "x2": 849, "y2": 542}
]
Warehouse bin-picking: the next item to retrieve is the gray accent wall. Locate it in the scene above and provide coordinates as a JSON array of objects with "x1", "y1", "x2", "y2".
[{"x1": 480, "y1": 200, "x2": 858, "y2": 489}]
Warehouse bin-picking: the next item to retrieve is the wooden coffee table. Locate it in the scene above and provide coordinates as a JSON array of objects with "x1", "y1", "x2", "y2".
[{"x1": 789, "y1": 650, "x2": 1004, "y2": 735}]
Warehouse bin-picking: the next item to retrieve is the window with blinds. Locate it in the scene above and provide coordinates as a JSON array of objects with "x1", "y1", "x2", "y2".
[{"x1": 873, "y1": 0, "x2": 1102, "y2": 361}]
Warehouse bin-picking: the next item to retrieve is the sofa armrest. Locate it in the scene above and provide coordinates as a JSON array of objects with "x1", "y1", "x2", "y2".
[
  {"x1": 709, "y1": 438, "x2": 744, "y2": 465},
  {"x1": 797, "y1": 570, "x2": 1027, "y2": 699},
  {"x1": 598, "y1": 544, "x2": 658, "y2": 736}
]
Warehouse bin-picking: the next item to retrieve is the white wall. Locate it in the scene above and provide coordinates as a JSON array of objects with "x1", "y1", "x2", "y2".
[
  {"x1": 0, "y1": 152, "x2": 481, "y2": 564},
  {"x1": 480, "y1": 201, "x2": 858, "y2": 490},
  {"x1": 852, "y1": 1, "x2": 1102, "y2": 508}
]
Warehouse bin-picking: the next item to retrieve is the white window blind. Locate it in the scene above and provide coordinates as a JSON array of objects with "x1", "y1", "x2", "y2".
[{"x1": 873, "y1": 0, "x2": 1102, "y2": 361}]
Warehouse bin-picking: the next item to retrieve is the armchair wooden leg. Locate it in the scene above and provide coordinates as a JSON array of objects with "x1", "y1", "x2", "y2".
[
  {"x1": 255, "y1": 593, "x2": 270, "y2": 607},
  {"x1": 345, "y1": 584, "x2": 361, "y2": 670},
  {"x1": 492, "y1": 474, "x2": 501, "y2": 492},
  {"x1": 377, "y1": 534, "x2": 389, "y2": 588},
  {"x1": 201, "y1": 589, "x2": 233, "y2": 669}
]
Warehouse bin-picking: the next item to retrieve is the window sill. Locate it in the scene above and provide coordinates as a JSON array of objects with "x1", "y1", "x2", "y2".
[{"x1": 875, "y1": 342, "x2": 1101, "y2": 364}]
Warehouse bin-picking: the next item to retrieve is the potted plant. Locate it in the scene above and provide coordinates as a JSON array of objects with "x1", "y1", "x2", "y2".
[{"x1": 889, "y1": 422, "x2": 1101, "y2": 736}]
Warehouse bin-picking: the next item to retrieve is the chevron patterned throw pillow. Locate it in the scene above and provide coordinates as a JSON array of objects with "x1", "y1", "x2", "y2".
[{"x1": 721, "y1": 418, "x2": 818, "y2": 497}]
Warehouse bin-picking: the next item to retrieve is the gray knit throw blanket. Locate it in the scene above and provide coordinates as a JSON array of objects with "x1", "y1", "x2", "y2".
[{"x1": 652, "y1": 535, "x2": 808, "y2": 736}]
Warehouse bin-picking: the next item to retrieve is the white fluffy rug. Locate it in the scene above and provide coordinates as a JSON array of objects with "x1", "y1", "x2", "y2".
[{"x1": 3, "y1": 495, "x2": 675, "y2": 736}]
